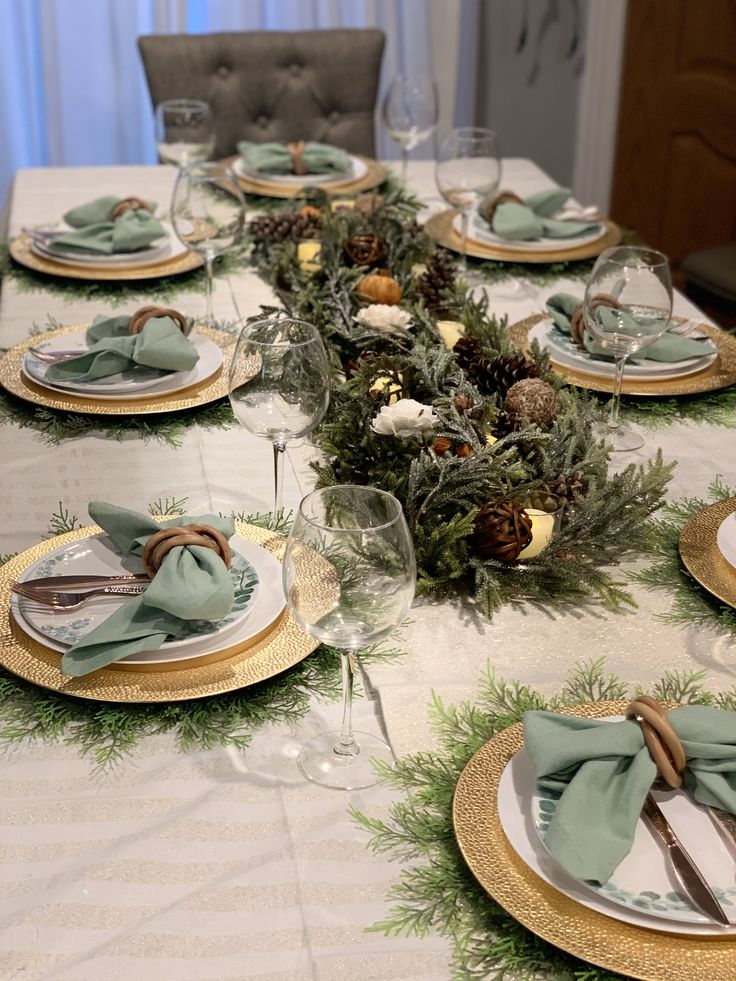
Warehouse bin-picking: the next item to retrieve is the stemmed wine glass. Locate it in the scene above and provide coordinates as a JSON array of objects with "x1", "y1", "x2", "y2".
[
  {"x1": 171, "y1": 162, "x2": 245, "y2": 327},
  {"x1": 381, "y1": 74, "x2": 439, "y2": 185},
  {"x1": 583, "y1": 246, "x2": 673, "y2": 452},
  {"x1": 155, "y1": 100, "x2": 215, "y2": 167},
  {"x1": 228, "y1": 317, "x2": 331, "y2": 529},
  {"x1": 283, "y1": 485, "x2": 416, "y2": 789},
  {"x1": 436, "y1": 127, "x2": 501, "y2": 272}
]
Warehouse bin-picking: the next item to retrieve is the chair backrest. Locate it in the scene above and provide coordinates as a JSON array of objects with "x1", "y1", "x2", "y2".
[{"x1": 138, "y1": 29, "x2": 385, "y2": 159}]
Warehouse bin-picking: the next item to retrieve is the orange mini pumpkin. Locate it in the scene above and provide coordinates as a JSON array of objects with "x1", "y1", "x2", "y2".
[
  {"x1": 356, "y1": 271, "x2": 402, "y2": 305},
  {"x1": 298, "y1": 204, "x2": 321, "y2": 219}
]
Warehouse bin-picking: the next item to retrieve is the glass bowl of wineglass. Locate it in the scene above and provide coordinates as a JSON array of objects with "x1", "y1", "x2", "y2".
[
  {"x1": 155, "y1": 99, "x2": 215, "y2": 168},
  {"x1": 171, "y1": 162, "x2": 245, "y2": 327},
  {"x1": 382, "y1": 74, "x2": 439, "y2": 185},
  {"x1": 436, "y1": 127, "x2": 501, "y2": 272},
  {"x1": 228, "y1": 316, "x2": 331, "y2": 528},
  {"x1": 583, "y1": 245, "x2": 673, "y2": 452},
  {"x1": 283, "y1": 485, "x2": 416, "y2": 789}
]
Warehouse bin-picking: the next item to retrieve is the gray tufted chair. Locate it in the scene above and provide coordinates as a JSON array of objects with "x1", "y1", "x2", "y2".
[{"x1": 138, "y1": 29, "x2": 385, "y2": 159}]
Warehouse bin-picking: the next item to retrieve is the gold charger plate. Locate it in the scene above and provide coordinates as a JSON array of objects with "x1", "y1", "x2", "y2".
[
  {"x1": 509, "y1": 313, "x2": 736, "y2": 396},
  {"x1": 224, "y1": 154, "x2": 387, "y2": 199},
  {"x1": 10, "y1": 234, "x2": 203, "y2": 281},
  {"x1": 426, "y1": 209, "x2": 622, "y2": 263},
  {"x1": 679, "y1": 496, "x2": 736, "y2": 609},
  {"x1": 0, "y1": 325, "x2": 234, "y2": 416},
  {"x1": 453, "y1": 700, "x2": 736, "y2": 981},
  {"x1": 0, "y1": 521, "x2": 322, "y2": 702}
]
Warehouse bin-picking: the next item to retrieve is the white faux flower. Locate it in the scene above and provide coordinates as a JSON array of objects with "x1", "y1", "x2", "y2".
[
  {"x1": 354, "y1": 305, "x2": 412, "y2": 332},
  {"x1": 371, "y1": 398, "x2": 439, "y2": 438}
]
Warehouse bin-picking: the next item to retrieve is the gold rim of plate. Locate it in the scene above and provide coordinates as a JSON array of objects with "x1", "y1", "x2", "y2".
[
  {"x1": 0, "y1": 521, "x2": 320, "y2": 703},
  {"x1": 679, "y1": 496, "x2": 736, "y2": 609},
  {"x1": 224, "y1": 154, "x2": 388, "y2": 199},
  {"x1": 453, "y1": 700, "x2": 736, "y2": 981},
  {"x1": 10, "y1": 234, "x2": 203, "y2": 281},
  {"x1": 425, "y1": 209, "x2": 622, "y2": 263},
  {"x1": 509, "y1": 313, "x2": 736, "y2": 396},
  {"x1": 0, "y1": 324, "x2": 235, "y2": 416}
]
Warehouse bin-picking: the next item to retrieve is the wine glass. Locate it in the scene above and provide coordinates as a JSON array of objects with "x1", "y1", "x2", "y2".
[
  {"x1": 283, "y1": 485, "x2": 416, "y2": 789},
  {"x1": 155, "y1": 100, "x2": 215, "y2": 167},
  {"x1": 228, "y1": 317, "x2": 330, "y2": 528},
  {"x1": 583, "y1": 246, "x2": 673, "y2": 452},
  {"x1": 171, "y1": 162, "x2": 245, "y2": 327},
  {"x1": 436, "y1": 127, "x2": 501, "y2": 272},
  {"x1": 381, "y1": 74, "x2": 439, "y2": 185}
]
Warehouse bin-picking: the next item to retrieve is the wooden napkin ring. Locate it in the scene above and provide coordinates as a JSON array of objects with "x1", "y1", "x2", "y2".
[
  {"x1": 110, "y1": 197, "x2": 152, "y2": 220},
  {"x1": 571, "y1": 293, "x2": 620, "y2": 351},
  {"x1": 287, "y1": 140, "x2": 308, "y2": 176},
  {"x1": 625, "y1": 695, "x2": 686, "y2": 789},
  {"x1": 142, "y1": 523, "x2": 233, "y2": 578},
  {"x1": 128, "y1": 306, "x2": 189, "y2": 336},
  {"x1": 481, "y1": 191, "x2": 523, "y2": 225}
]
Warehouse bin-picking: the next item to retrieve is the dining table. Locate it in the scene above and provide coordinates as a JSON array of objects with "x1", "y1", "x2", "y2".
[{"x1": 1, "y1": 158, "x2": 735, "y2": 981}]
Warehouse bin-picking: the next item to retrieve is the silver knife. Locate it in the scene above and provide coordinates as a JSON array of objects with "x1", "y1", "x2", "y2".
[
  {"x1": 13, "y1": 573, "x2": 150, "y2": 593},
  {"x1": 708, "y1": 806, "x2": 736, "y2": 859},
  {"x1": 642, "y1": 794, "x2": 730, "y2": 926}
]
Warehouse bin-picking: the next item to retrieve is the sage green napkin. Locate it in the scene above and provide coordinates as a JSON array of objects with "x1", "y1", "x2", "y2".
[
  {"x1": 60, "y1": 502, "x2": 236, "y2": 677},
  {"x1": 546, "y1": 292, "x2": 716, "y2": 363},
  {"x1": 237, "y1": 140, "x2": 351, "y2": 175},
  {"x1": 45, "y1": 316, "x2": 198, "y2": 384},
  {"x1": 47, "y1": 196, "x2": 164, "y2": 255},
  {"x1": 523, "y1": 708, "x2": 736, "y2": 883},
  {"x1": 488, "y1": 188, "x2": 600, "y2": 241}
]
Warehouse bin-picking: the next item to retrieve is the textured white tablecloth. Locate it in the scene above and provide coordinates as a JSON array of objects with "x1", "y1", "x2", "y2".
[{"x1": 1, "y1": 161, "x2": 734, "y2": 979}]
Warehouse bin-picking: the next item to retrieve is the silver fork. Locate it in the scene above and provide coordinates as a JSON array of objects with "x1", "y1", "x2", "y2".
[
  {"x1": 668, "y1": 319, "x2": 707, "y2": 338},
  {"x1": 14, "y1": 583, "x2": 148, "y2": 611},
  {"x1": 28, "y1": 347, "x2": 88, "y2": 363}
]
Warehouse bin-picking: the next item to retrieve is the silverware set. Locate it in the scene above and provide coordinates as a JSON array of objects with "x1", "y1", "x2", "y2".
[
  {"x1": 28, "y1": 346, "x2": 89, "y2": 363},
  {"x1": 12, "y1": 573, "x2": 150, "y2": 610}
]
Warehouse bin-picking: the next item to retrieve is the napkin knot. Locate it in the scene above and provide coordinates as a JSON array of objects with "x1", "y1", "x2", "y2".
[
  {"x1": 480, "y1": 191, "x2": 523, "y2": 225},
  {"x1": 570, "y1": 293, "x2": 620, "y2": 350},
  {"x1": 287, "y1": 140, "x2": 308, "y2": 176},
  {"x1": 128, "y1": 306, "x2": 189, "y2": 336},
  {"x1": 143, "y1": 524, "x2": 233, "y2": 578},
  {"x1": 625, "y1": 695, "x2": 687, "y2": 789},
  {"x1": 110, "y1": 197, "x2": 152, "y2": 220}
]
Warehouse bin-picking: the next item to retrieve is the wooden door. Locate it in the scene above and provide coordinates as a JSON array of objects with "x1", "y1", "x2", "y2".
[{"x1": 610, "y1": 0, "x2": 736, "y2": 269}]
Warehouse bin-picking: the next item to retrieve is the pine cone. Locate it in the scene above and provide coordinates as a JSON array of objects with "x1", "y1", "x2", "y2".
[
  {"x1": 471, "y1": 501, "x2": 533, "y2": 562},
  {"x1": 452, "y1": 393, "x2": 474, "y2": 415},
  {"x1": 504, "y1": 378, "x2": 560, "y2": 429},
  {"x1": 416, "y1": 249, "x2": 456, "y2": 315},
  {"x1": 454, "y1": 338, "x2": 539, "y2": 397},
  {"x1": 249, "y1": 210, "x2": 322, "y2": 245}
]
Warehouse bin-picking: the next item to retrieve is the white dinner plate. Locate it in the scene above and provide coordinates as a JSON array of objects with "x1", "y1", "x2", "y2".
[
  {"x1": 233, "y1": 154, "x2": 367, "y2": 187},
  {"x1": 29, "y1": 223, "x2": 187, "y2": 268},
  {"x1": 497, "y1": 731, "x2": 736, "y2": 936},
  {"x1": 716, "y1": 513, "x2": 736, "y2": 571},
  {"x1": 457, "y1": 211, "x2": 606, "y2": 252},
  {"x1": 22, "y1": 329, "x2": 223, "y2": 398},
  {"x1": 530, "y1": 321, "x2": 718, "y2": 381},
  {"x1": 11, "y1": 533, "x2": 286, "y2": 666}
]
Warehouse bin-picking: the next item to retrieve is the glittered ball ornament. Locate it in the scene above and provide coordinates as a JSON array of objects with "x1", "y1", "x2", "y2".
[{"x1": 504, "y1": 378, "x2": 560, "y2": 429}]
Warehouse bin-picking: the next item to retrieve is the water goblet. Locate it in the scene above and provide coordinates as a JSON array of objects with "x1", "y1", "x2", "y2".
[
  {"x1": 381, "y1": 74, "x2": 439, "y2": 185},
  {"x1": 228, "y1": 317, "x2": 330, "y2": 529},
  {"x1": 155, "y1": 99, "x2": 215, "y2": 167},
  {"x1": 436, "y1": 127, "x2": 501, "y2": 273},
  {"x1": 583, "y1": 246, "x2": 673, "y2": 452},
  {"x1": 283, "y1": 485, "x2": 416, "y2": 789},
  {"x1": 171, "y1": 162, "x2": 245, "y2": 327}
]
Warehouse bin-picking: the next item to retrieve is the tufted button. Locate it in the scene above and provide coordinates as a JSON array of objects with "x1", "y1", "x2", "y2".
[
  {"x1": 328, "y1": 110, "x2": 340, "y2": 124},
  {"x1": 257, "y1": 114, "x2": 269, "y2": 129},
  {"x1": 217, "y1": 65, "x2": 230, "y2": 78},
  {"x1": 289, "y1": 63, "x2": 301, "y2": 77}
]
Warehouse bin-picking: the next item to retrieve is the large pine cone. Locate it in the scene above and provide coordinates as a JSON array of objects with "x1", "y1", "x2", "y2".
[
  {"x1": 249, "y1": 210, "x2": 322, "y2": 244},
  {"x1": 471, "y1": 501, "x2": 533, "y2": 562},
  {"x1": 454, "y1": 337, "x2": 539, "y2": 397},
  {"x1": 417, "y1": 249, "x2": 456, "y2": 315}
]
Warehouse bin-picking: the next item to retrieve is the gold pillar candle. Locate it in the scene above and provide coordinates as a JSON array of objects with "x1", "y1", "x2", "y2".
[
  {"x1": 437, "y1": 320, "x2": 465, "y2": 350},
  {"x1": 517, "y1": 508, "x2": 556, "y2": 560},
  {"x1": 297, "y1": 240, "x2": 321, "y2": 273},
  {"x1": 330, "y1": 198, "x2": 356, "y2": 213}
]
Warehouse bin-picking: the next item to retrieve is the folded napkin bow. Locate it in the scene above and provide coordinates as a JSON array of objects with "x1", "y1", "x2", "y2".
[
  {"x1": 482, "y1": 188, "x2": 600, "y2": 241},
  {"x1": 524, "y1": 707, "x2": 736, "y2": 883},
  {"x1": 60, "y1": 502, "x2": 236, "y2": 676},
  {"x1": 546, "y1": 292, "x2": 716, "y2": 363},
  {"x1": 237, "y1": 140, "x2": 351, "y2": 175},
  {"x1": 44, "y1": 311, "x2": 198, "y2": 384},
  {"x1": 48, "y1": 196, "x2": 165, "y2": 255}
]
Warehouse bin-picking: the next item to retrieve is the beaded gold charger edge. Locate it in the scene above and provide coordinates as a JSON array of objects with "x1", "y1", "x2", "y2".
[
  {"x1": 0, "y1": 521, "x2": 324, "y2": 702},
  {"x1": 426, "y1": 209, "x2": 622, "y2": 263},
  {"x1": 679, "y1": 496, "x2": 736, "y2": 610},
  {"x1": 224, "y1": 155, "x2": 388, "y2": 199},
  {"x1": 509, "y1": 314, "x2": 736, "y2": 397},
  {"x1": 0, "y1": 325, "x2": 234, "y2": 416},
  {"x1": 452, "y1": 700, "x2": 736, "y2": 981},
  {"x1": 9, "y1": 234, "x2": 203, "y2": 281}
]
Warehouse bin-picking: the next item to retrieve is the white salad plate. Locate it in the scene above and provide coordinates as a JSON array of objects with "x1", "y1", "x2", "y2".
[
  {"x1": 716, "y1": 513, "x2": 736, "y2": 571},
  {"x1": 29, "y1": 223, "x2": 188, "y2": 268}
]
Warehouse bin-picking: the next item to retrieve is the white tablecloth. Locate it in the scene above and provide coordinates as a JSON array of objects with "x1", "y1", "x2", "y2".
[{"x1": 1, "y1": 161, "x2": 734, "y2": 980}]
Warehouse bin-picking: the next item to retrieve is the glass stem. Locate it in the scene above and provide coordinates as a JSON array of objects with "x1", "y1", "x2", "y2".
[
  {"x1": 204, "y1": 255, "x2": 215, "y2": 327},
  {"x1": 271, "y1": 439, "x2": 286, "y2": 529},
  {"x1": 459, "y1": 209, "x2": 470, "y2": 273},
  {"x1": 335, "y1": 650, "x2": 359, "y2": 758},
  {"x1": 400, "y1": 146, "x2": 409, "y2": 185},
  {"x1": 608, "y1": 354, "x2": 628, "y2": 432}
]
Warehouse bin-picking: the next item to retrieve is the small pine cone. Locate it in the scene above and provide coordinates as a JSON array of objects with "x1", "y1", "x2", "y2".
[
  {"x1": 343, "y1": 349, "x2": 379, "y2": 379},
  {"x1": 452, "y1": 393, "x2": 474, "y2": 415},
  {"x1": 416, "y1": 248, "x2": 456, "y2": 315},
  {"x1": 504, "y1": 378, "x2": 560, "y2": 429},
  {"x1": 548, "y1": 470, "x2": 590, "y2": 505},
  {"x1": 453, "y1": 336, "x2": 483, "y2": 371},
  {"x1": 471, "y1": 501, "x2": 533, "y2": 562}
]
